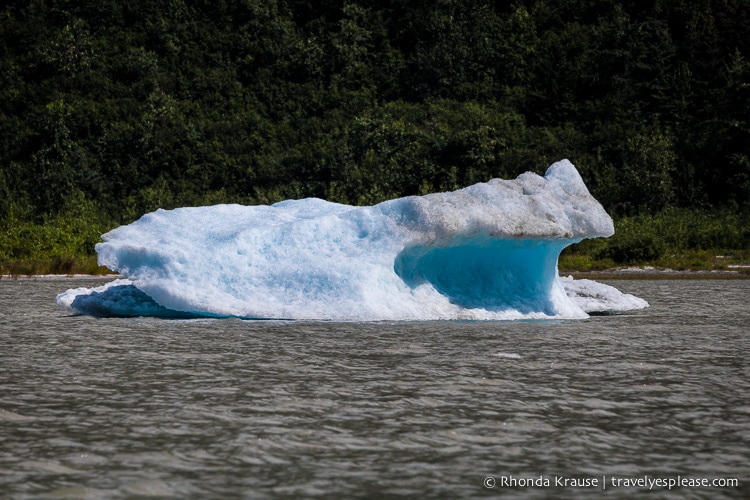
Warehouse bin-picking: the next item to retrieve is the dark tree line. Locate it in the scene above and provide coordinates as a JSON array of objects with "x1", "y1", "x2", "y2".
[{"x1": 1, "y1": 0, "x2": 749, "y2": 228}]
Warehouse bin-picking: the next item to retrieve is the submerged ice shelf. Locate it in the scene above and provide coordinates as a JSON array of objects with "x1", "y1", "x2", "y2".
[{"x1": 57, "y1": 160, "x2": 648, "y2": 320}]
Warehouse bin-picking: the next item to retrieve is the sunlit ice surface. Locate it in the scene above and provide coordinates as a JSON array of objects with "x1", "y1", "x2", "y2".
[{"x1": 57, "y1": 160, "x2": 648, "y2": 320}]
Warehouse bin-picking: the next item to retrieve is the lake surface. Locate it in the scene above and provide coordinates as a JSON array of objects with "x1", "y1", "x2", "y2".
[{"x1": 1, "y1": 278, "x2": 747, "y2": 499}]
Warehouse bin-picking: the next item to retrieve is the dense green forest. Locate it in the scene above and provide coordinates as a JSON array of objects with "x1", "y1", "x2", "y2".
[{"x1": 1, "y1": 0, "x2": 749, "y2": 274}]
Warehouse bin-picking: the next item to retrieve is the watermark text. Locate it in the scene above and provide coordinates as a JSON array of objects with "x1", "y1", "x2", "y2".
[{"x1": 483, "y1": 474, "x2": 740, "y2": 491}]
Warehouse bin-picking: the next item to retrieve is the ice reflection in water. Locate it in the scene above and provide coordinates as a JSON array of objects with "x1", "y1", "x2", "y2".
[{"x1": 0, "y1": 278, "x2": 748, "y2": 499}]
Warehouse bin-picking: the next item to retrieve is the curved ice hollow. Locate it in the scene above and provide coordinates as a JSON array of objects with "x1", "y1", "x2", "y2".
[{"x1": 57, "y1": 160, "x2": 648, "y2": 320}]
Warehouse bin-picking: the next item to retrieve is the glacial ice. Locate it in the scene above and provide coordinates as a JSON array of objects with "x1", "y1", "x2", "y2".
[{"x1": 57, "y1": 160, "x2": 648, "y2": 320}]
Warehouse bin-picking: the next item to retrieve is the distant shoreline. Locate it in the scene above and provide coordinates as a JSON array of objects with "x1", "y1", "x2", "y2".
[
  {"x1": 3, "y1": 270, "x2": 749, "y2": 280},
  {"x1": 562, "y1": 269, "x2": 750, "y2": 280},
  {"x1": 0, "y1": 274, "x2": 121, "y2": 280}
]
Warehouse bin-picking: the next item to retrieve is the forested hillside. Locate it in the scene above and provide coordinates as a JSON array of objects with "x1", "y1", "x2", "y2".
[{"x1": 1, "y1": 0, "x2": 749, "y2": 272}]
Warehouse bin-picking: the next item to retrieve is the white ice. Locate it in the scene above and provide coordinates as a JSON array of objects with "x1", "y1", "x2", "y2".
[{"x1": 57, "y1": 160, "x2": 648, "y2": 320}]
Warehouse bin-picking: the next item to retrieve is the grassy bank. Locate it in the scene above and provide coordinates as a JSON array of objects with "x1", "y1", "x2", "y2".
[
  {"x1": 2, "y1": 207, "x2": 748, "y2": 277},
  {"x1": 559, "y1": 209, "x2": 750, "y2": 274},
  {"x1": 0, "y1": 196, "x2": 113, "y2": 276},
  {"x1": 0, "y1": 256, "x2": 111, "y2": 277},
  {"x1": 558, "y1": 250, "x2": 750, "y2": 274}
]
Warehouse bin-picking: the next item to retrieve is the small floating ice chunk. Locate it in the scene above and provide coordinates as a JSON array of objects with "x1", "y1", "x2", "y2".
[
  {"x1": 57, "y1": 160, "x2": 647, "y2": 320},
  {"x1": 495, "y1": 353, "x2": 522, "y2": 359}
]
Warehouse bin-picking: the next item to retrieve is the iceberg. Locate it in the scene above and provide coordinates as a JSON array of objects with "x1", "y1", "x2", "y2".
[{"x1": 57, "y1": 160, "x2": 648, "y2": 320}]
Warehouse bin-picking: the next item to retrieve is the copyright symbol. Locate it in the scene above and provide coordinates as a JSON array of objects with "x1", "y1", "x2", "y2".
[{"x1": 484, "y1": 477, "x2": 496, "y2": 488}]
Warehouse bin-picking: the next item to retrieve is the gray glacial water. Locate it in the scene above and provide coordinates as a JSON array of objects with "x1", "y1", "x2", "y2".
[{"x1": 0, "y1": 277, "x2": 748, "y2": 499}]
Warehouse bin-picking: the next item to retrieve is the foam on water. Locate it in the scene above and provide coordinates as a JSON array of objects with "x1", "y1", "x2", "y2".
[{"x1": 57, "y1": 160, "x2": 648, "y2": 320}]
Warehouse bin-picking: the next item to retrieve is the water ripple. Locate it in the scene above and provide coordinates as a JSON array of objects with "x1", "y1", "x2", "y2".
[{"x1": 0, "y1": 279, "x2": 748, "y2": 498}]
